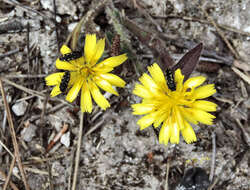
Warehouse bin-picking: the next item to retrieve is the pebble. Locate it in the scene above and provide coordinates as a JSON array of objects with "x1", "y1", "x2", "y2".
[
  {"x1": 12, "y1": 101, "x2": 28, "y2": 116},
  {"x1": 21, "y1": 123, "x2": 37, "y2": 142},
  {"x1": 61, "y1": 131, "x2": 70, "y2": 148}
]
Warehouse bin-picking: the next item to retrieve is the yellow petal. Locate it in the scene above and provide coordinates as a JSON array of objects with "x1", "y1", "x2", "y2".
[
  {"x1": 89, "y1": 81, "x2": 110, "y2": 110},
  {"x1": 175, "y1": 108, "x2": 185, "y2": 130},
  {"x1": 148, "y1": 63, "x2": 167, "y2": 89},
  {"x1": 90, "y1": 38, "x2": 105, "y2": 65},
  {"x1": 139, "y1": 73, "x2": 158, "y2": 91},
  {"x1": 184, "y1": 76, "x2": 206, "y2": 89},
  {"x1": 84, "y1": 34, "x2": 96, "y2": 63},
  {"x1": 159, "y1": 121, "x2": 171, "y2": 145},
  {"x1": 186, "y1": 108, "x2": 216, "y2": 125},
  {"x1": 97, "y1": 54, "x2": 127, "y2": 68},
  {"x1": 131, "y1": 103, "x2": 155, "y2": 115},
  {"x1": 175, "y1": 69, "x2": 184, "y2": 91},
  {"x1": 181, "y1": 121, "x2": 197, "y2": 144},
  {"x1": 73, "y1": 57, "x2": 85, "y2": 67},
  {"x1": 137, "y1": 112, "x2": 157, "y2": 130},
  {"x1": 56, "y1": 59, "x2": 78, "y2": 71},
  {"x1": 68, "y1": 72, "x2": 78, "y2": 87},
  {"x1": 133, "y1": 84, "x2": 152, "y2": 99},
  {"x1": 191, "y1": 100, "x2": 217, "y2": 112},
  {"x1": 93, "y1": 66, "x2": 114, "y2": 74},
  {"x1": 81, "y1": 81, "x2": 92, "y2": 113},
  {"x1": 100, "y1": 73, "x2": 126, "y2": 87},
  {"x1": 95, "y1": 77, "x2": 119, "y2": 96},
  {"x1": 60, "y1": 45, "x2": 72, "y2": 54},
  {"x1": 50, "y1": 85, "x2": 61, "y2": 97},
  {"x1": 66, "y1": 78, "x2": 83, "y2": 102},
  {"x1": 179, "y1": 107, "x2": 198, "y2": 125},
  {"x1": 170, "y1": 120, "x2": 180, "y2": 144},
  {"x1": 45, "y1": 72, "x2": 64, "y2": 86},
  {"x1": 192, "y1": 84, "x2": 216, "y2": 99},
  {"x1": 153, "y1": 109, "x2": 169, "y2": 128}
]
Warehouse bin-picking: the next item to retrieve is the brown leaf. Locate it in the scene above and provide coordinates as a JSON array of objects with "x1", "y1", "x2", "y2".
[{"x1": 173, "y1": 43, "x2": 203, "y2": 81}]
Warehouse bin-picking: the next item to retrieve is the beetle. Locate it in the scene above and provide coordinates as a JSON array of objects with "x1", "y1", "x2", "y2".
[
  {"x1": 59, "y1": 51, "x2": 82, "y2": 62},
  {"x1": 59, "y1": 71, "x2": 70, "y2": 93},
  {"x1": 166, "y1": 69, "x2": 176, "y2": 91}
]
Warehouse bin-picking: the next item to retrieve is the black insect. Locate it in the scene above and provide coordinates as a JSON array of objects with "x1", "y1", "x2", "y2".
[
  {"x1": 166, "y1": 69, "x2": 176, "y2": 91},
  {"x1": 59, "y1": 51, "x2": 82, "y2": 62},
  {"x1": 59, "y1": 71, "x2": 70, "y2": 93}
]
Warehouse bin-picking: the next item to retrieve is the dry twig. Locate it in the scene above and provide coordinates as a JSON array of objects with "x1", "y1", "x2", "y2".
[
  {"x1": 0, "y1": 168, "x2": 19, "y2": 190},
  {"x1": 209, "y1": 132, "x2": 216, "y2": 182},
  {"x1": 72, "y1": 112, "x2": 85, "y2": 190},
  {"x1": 165, "y1": 161, "x2": 170, "y2": 190},
  {"x1": 0, "y1": 79, "x2": 30, "y2": 190},
  {"x1": 232, "y1": 67, "x2": 250, "y2": 85},
  {"x1": 3, "y1": 157, "x2": 16, "y2": 190}
]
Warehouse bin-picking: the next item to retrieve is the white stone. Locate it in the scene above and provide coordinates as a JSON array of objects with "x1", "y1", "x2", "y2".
[
  {"x1": 12, "y1": 101, "x2": 28, "y2": 116},
  {"x1": 21, "y1": 124, "x2": 37, "y2": 142},
  {"x1": 61, "y1": 131, "x2": 70, "y2": 148}
]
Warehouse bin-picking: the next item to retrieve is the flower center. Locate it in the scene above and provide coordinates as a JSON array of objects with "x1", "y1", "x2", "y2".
[
  {"x1": 78, "y1": 65, "x2": 94, "y2": 79},
  {"x1": 167, "y1": 91, "x2": 193, "y2": 108}
]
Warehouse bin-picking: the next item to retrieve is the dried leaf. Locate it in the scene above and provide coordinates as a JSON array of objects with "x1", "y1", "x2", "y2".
[{"x1": 173, "y1": 43, "x2": 203, "y2": 81}]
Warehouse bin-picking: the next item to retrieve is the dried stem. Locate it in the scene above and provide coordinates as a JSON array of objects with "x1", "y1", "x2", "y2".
[
  {"x1": 71, "y1": 112, "x2": 85, "y2": 190},
  {"x1": 0, "y1": 78, "x2": 30, "y2": 190},
  {"x1": 3, "y1": 156, "x2": 16, "y2": 190},
  {"x1": 0, "y1": 168, "x2": 19, "y2": 190},
  {"x1": 209, "y1": 132, "x2": 216, "y2": 182}
]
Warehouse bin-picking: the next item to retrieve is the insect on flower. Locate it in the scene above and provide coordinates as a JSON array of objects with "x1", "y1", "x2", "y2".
[
  {"x1": 59, "y1": 71, "x2": 70, "y2": 93},
  {"x1": 59, "y1": 51, "x2": 82, "y2": 62},
  {"x1": 45, "y1": 34, "x2": 128, "y2": 113},
  {"x1": 132, "y1": 63, "x2": 217, "y2": 145},
  {"x1": 166, "y1": 68, "x2": 176, "y2": 91}
]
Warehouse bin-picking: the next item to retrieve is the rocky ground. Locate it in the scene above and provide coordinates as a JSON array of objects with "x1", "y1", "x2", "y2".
[{"x1": 0, "y1": 0, "x2": 249, "y2": 190}]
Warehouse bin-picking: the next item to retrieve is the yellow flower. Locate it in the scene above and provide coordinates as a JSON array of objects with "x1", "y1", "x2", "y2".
[
  {"x1": 132, "y1": 63, "x2": 217, "y2": 145},
  {"x1": 45, "y1": 34, "x2": 127, "y2": 113}
]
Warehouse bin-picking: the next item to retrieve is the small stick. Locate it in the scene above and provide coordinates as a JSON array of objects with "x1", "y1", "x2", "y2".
[
  {"x1": 39, "y1": 94, "x2": 49, "y2": 147},
  {"x1": 232, "y1": 67, "x2": 250, "y2": 85},
  {"x1": 27, "y1": 22, "x2": 31, "y2": 73},
  {"x1": 0, "y1": 48, "x2": 20, "y2": 58},
  {"x1": 0, "y1": 139, "x2": 15, "y2": 158},
  {"x1": 1, "y1": 77, "x2": 74, "y2": 106},
  {"x1": 46, "y1": 123, "x2": 69, "y2": 152},
  {"x1": 0, "y1": 79, "x2": 30, "y2": 190},
  {"x1": 3, "y1": 0, "x2": 50, "y2": 20},
  {"x1": 68, "y1": 148, "x2": 75, "y2": 190},
  {"x1": 209, "y1": 132, "x2": 216, "y2": 182},
  {"x1": 0, "y1": 168, "x2": 19, "y2": 190},
  {"x1": 72, "y1": 112, "x2": 84, "y2": 190},
  {"x1": 165, "y1": 161, "x2": 170, "y2": 190},
  {"x1": 4, "y1": 74, "x2": 47, "y2": 78},
  {"x1": 53, "y1": 0, "x2": 60, "y2": 52},
  {"x1": 3, "y1": 156, "x2": 16, "y2": 190}
]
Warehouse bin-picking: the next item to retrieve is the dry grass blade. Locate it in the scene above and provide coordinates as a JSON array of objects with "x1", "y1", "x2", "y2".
[
  {"x1": 232, "y1": 67, "x2": 250, "y2": 85},
  {"x1": 72, "y1": 112, "x2": 85, "y2": 190},
  {"x1": 0, "y1": 79, "x2": 30, "y2": 190},
  {"x1": 209, "y1": 132, "x2": 216, "y2": 182},
  {"x1": 1, "y1": 77, "x2": 74, "y2": 107},
  {"x1": 0, "y1": 168, "x2": 19, "y2": 190},
  {"x1": 164, "y1": 161, "x2": 170, "y2": 190},
  {"x1": 0, "y1": 139, "x2": 15, "y2": 158},
  {"x1": 3, "y1": 156, "x2": 16, "y2": 190}
]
